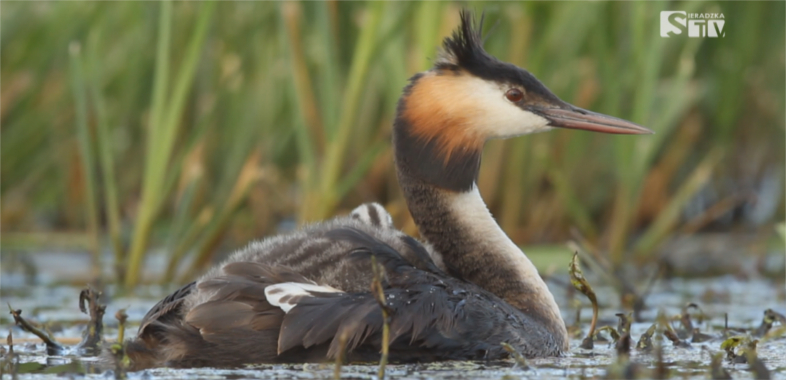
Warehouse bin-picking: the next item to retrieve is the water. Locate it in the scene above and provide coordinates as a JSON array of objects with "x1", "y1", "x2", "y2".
[{"x1": 1, "y1": 275, "x2": 784, "y2": 379}]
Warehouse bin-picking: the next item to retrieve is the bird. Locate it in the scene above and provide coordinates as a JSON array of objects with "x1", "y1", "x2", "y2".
[{"x1": 126, "y1": 11, "x2": 652, "y2": 369}]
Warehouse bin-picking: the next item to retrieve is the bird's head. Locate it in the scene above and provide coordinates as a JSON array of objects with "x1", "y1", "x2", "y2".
[{"x1": 394, "y1": 11, "x2": 652, "y2": 192}]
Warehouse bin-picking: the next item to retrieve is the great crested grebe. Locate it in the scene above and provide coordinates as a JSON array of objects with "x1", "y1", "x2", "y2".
[{"x1": 127, "y1": 11, "x2": 651, "y2": 368}]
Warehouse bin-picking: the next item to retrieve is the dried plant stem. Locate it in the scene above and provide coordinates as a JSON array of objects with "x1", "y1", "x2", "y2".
[
  {"x1": 6, "y1": 330, "x2": 13, "y2": 354},
  {"x1": 112, "y1": 309, "x2": 130, "y2": 374},
  {"x1": 333, "y1": 330, "x2": 349, "y2": 380},
  {"x1": 76, "y1": 287, "x2": 106, "y2": 356},
  {"x1": 501, "y1": 342, "x2": 530, "y2": 369},
  {"x1": 0, "y1": 330, "x2": 15, "y2": 376},
  {"x1": 569, "y1": 252, "x2": 598, "y2": 349},
  {"x1": 7, "y1": 304, "x2": 64, "y2": 354},
  {"x1": 379, "y1": 311, "x2": 390, "y2": 379},
  {"x1": 370, "y1": 256, "x2": 391, "y2": 380},
  {"x1": 116, "y1": 309, "x2": 128, "y2": 343}
]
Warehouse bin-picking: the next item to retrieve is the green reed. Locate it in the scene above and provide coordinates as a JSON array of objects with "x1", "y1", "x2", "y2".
[
  {"x1": 1, "y1": 1, "x2": 782, "y2": 287},
  {"x1": 68, "y1": 41, "x2": 101, "y2": 277}
]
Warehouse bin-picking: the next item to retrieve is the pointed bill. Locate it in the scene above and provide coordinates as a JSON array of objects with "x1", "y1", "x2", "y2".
[{"x1": 530, "y1": 106, "x2": 654, "y2": 135}]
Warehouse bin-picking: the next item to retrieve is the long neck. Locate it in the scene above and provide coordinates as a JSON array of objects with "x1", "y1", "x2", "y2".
[{"x1": 394, "y1": 120, "x2": 568, "y2": 346}]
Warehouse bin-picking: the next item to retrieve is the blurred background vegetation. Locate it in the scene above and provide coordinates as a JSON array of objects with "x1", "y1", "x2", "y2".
[{"x1": 2, "y1": 1, "x2": 784, "y2": 290}]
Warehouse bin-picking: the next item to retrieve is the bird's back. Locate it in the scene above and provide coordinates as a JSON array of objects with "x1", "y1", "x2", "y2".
[{"x1": 130, "y1": 203, "x2": 558, "y2": 368}]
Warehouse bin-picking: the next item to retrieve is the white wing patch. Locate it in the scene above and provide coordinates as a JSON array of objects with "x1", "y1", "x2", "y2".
[{"x1": 265, "y1": 283, "x2": 343, "y2": 313}]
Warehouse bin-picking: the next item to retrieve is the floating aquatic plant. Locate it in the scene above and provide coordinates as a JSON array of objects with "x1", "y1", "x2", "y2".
[
  {"x1": 658, "y1": 311, "x2": 691, "y2": 349},
  {"x1": 616, "y1": 312, "x2": 632, "y2": 336},
  {"x1": 721, "y1": 335, "x2": 755, "y2": 363},
  {"x1": 593, "y1": 326, "x2": 621, "y2": 345},
  {"x1": 677, "y1": 302, "x2": 702, "y2": 338},
  {"x1": 754, "y1": 308, "x2": 786, "y2": 337},
  {"x1": 636, "y1": 323, "x2": 656, "y2": 352}
]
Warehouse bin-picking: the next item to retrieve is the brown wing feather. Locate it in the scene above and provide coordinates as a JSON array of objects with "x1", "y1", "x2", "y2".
[
  {"x1": 137, "y1": 281, "x2": 196, "y2": 338},
  {"x1": 185, "y1": 301, "x2": 256, "y2": 332},
  {"x1": 184, "y1": 262, "x2": 291, "y2": 345},
  {"x1": 275, "y1": 229, "x2": 466, "y2": 358},
  {"x1": 274, "y1": 228, "x2": 545, "y2": 362},
  {"x1": 278, "y1": 283, "x2": 466, "y2": 359}
]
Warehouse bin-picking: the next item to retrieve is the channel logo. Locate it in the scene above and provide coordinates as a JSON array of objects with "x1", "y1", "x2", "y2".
[{"x1": 661, "y1": 11, "x2": 725, "y2": 38}]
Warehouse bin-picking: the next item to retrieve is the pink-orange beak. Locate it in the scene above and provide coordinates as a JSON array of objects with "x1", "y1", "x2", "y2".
[{"x1": 530, "y1": 105, "x2": 653, "y2": 135}]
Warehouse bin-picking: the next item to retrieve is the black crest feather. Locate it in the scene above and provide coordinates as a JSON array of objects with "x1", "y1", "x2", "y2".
[
  {"x1": 433, "y1": 10, "x2": 560, "y2": 97},
  {"x1": 438, "y1": 11, "x2": 494, "y2": 71}
]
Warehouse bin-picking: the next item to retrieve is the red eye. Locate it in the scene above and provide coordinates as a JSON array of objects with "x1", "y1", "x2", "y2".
[{"x1": 505, "y1": 88, "x2": 523, "y2": 102}]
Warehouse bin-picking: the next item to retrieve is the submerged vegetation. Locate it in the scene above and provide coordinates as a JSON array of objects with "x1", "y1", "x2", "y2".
[{"x1": 1, "y1": 2, "x2": 783, "y2": 286}]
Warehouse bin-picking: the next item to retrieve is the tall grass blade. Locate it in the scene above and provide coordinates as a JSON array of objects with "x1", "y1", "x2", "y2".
[
  {"x1": 162, "y1": 143, "x2": 205, "y2": 282},
  {"x1": 68, "y1": 41, "x2": 101, "y2": 278},
  {"x1": 124, "y1": 1, "x2": 173, "y2": 289},
  {"x1": 633, "y1": 149, "x2": 723, "y2": 257},
  {"x1": 4, "y1": 2, "x2": 782, "y2": 287},
  {"x1": 86, "y1": 30, "x2": 126, "y2": 280},
  {"x1": 281, "y1": 2, "x2": 325, "y2": 154},
  {"x1": 125, "y1": 1, "x2": 215, "y2": 288},
  {"x1": 314, "y1": 2, "x2": 386, "y2": 221},
  {"x1": 182, "y1": 149, "x2": 261, "y2": 280}
]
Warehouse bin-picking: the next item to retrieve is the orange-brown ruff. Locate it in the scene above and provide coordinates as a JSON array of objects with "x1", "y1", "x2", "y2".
[
  {"x1": 126, "y1": 10, "x2": 651, "y2": 369},
  {"x1": 403, "y1": 72, "x2": 488, "y2": 163}
]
